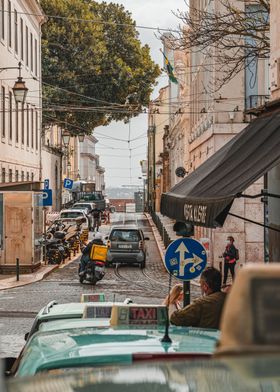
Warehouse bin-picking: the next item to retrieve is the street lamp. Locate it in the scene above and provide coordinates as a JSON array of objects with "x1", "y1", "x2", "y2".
[
  {"x1": 78, "y1": 134, "x2": 85, "y2": 143},
  {"x1": 62, "y1": 130, "x2": 71, "y2": 146},
  {"x1": 0, "y1": 62, "x2": 28, "y2": 104}
]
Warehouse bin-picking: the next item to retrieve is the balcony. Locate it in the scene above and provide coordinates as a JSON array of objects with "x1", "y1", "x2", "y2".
[{"x1": 245, "y1": 95, "x2": 270, "y2": 111}]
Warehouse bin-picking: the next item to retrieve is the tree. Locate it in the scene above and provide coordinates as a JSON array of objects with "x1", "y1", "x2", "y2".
[
  {"x1": 168, "y1": 0, "x2": 270, "y2": 91},
  {"x1": 41, "y1": 0, "x2": 160, "y2": 134}
]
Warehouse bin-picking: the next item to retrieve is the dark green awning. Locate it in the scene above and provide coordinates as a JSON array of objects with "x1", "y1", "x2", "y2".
[{"x1": 161, "y1": 113, "x2": 280, "y2": 228}]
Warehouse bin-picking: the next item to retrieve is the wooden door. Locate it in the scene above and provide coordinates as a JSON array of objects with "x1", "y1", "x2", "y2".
[{"x1": 4, "y1": 193, "x2": 33, "y2": 265}]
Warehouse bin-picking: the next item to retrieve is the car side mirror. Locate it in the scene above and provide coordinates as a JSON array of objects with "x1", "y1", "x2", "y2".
[
  {"x1": 104, "y1": 236, "x2": 109, "y2": 240},
  {"x1": 144, "y1": 237, "x2": 150, "y2": 240},
  {"x1": 24, "y1": 332, "x2": 29, "y2": 341}
]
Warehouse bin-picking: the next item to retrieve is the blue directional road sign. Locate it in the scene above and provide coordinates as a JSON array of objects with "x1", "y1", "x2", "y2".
[
  {"x1": 44, "y1": 179, "x2": 49, "y2": 190},
  {"x1": 64, "y1": 178, "x2": 74, "y2": 189},
  {"x1": 39, "y1": 189, "x2": 53, "y2": 207},
  {"x1": 164, "y1": 238, "x2": 207, "y2": 281}
]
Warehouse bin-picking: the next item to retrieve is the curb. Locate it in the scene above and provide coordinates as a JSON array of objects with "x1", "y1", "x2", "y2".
[{"x1": 0, "y1": 264, "x2": 59, "y2": 291}]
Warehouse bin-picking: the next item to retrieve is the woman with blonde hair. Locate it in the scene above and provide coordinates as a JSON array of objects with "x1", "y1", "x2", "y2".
[{"x1": 162, "y1": 284, "x2": 183, "y2": 318}]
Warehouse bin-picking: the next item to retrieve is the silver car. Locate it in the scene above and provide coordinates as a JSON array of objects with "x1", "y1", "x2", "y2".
[{"x1": 105, "y1": 225, "x2": 149, "y2": 269}]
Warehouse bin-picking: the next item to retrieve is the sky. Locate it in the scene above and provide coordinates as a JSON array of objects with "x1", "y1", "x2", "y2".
[{"x1": 95, "y1": 0, "x2": 187, "y2": 189}]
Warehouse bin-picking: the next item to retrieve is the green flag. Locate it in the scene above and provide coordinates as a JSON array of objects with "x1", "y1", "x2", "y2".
[{"x1": 162, "y1": 50, "x2": 178, "y2": 84}]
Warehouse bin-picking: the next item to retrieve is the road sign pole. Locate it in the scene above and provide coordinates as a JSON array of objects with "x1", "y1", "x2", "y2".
[{"x1": 183, "y1": 281, "x2": 191, "y2": 307}]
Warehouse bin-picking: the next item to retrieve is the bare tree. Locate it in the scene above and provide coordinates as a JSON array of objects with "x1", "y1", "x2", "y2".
[{"x1": 168, "y1": 0, "x2": 270, "y2": 91}]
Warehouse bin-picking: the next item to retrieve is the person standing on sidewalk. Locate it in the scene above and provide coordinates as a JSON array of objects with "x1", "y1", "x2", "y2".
[{"x1": 223, "y1": 236, "x2": 238, "y2": 285}]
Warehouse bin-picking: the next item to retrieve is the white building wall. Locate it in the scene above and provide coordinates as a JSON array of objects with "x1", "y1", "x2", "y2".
[{"x1": 0, "y1": 0, "x2": 45, "y2": 183}]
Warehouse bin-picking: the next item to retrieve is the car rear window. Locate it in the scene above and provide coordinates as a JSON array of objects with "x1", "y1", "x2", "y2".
[
  {"x1": 110, "y1": 230, "x2": 141, "y2": 242},
  {"x1": 60, "y1": 212, "x2": 83, "y2": 219},
  {"x1": 73, "y1": 204, "x2": 90, "y2": 210}
]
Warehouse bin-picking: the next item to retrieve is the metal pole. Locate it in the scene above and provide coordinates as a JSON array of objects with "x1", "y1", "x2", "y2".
[
  {"x1": 16, "y1": 258, "x2": 19, "y2": 281},
  {"x1": 153, "y1": 126, "x2": 156, "y2": 211},
  {"x1": 43, "y1": 207, "x2": 47, "y2": 265},
  {"x1": 183, "y1": 281, "x2": 190, "y2": 307},
  {"x1": 263, "y1": 174, "x2": 269, "y2": 263}
]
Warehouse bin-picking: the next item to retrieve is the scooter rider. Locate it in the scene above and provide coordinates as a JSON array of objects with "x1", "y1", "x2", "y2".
[{"x1": 79, "y1": 232, "x2": 104, "y2": 276}]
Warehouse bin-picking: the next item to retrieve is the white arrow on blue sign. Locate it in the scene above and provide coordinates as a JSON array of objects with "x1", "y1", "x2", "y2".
[{"x1": 164, "y1": 238, "x2": 207, "y2": 281}]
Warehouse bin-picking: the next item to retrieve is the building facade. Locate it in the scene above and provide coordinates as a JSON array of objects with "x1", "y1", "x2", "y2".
[{"x1": 0, "y1": 0, "x2": 45, "y2": 184}]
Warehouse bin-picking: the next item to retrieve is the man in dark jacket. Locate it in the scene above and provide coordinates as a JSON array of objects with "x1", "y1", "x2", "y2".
[
  {"x1": 170, "y1": 267, "x2": 226, "y2": 329},
  {"x1": 79, "y1": 232, "x2": 104, "y2": 275}
]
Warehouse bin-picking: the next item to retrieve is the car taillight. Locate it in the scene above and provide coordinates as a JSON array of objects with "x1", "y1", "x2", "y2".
[
  {"x1": 139, "y1": 240, "x2": 143, "y2": 249},
  {"x1": 107, "y1": 240, "x2": 111, "y2": 248}
]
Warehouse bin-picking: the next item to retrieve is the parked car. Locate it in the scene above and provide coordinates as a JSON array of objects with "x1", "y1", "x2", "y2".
[
  {"x1": 105, "y1": 225, "x2": 149, "y2": 268},
  {"x1": 59, "y1": 209, "x2": 89, "y2": 229},
  {"x1": 72, "y1": 202, "x2": 96, "y2": 229}
]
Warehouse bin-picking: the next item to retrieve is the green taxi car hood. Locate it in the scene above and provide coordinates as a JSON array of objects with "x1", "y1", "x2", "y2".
[{"x1": 16, "y1": 327, "x2": 219, "y2": 377}]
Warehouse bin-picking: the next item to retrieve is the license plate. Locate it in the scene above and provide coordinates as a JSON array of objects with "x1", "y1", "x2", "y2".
[
  {"x1": 118, "y1": 244, "x2": 132, "y2": 249},
  {"x1": 95, "y1": 266, "x2": 104, "y2": 272}
]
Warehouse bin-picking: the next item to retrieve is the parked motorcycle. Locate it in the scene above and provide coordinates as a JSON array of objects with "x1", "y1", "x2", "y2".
[{"x1": 40, "y1": 231, "x2": 66, "y2": 265}]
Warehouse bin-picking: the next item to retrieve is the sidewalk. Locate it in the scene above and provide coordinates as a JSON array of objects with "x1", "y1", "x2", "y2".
[{"x1": 0, "y1": 264, "x2": 59, "y2": 291}]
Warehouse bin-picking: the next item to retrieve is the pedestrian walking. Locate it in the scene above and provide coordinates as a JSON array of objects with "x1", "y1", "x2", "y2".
[
  {"x1": 222, "y1": 236, "x2": 239, "y2": 285},
  {"x1": 162, "y1": 284, "x2": 183, "y2": 318},
  {"x1": 92, "y1": 208, "x2": 101, "y2": 232}
]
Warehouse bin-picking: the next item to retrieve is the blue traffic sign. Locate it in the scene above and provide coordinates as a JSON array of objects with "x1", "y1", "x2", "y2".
[
  {"x1": 44, "y1": 179, "x2": 49, "y2": 190},
  {"x1": 39, "y1": 189, "x2": 53, "y2": 207},
  {"x1": 64, "y1": 178, "x2": 74, "y2": 189},
  {"x1": 164, "y1": 238, "x2": 207, "y2": 281}
]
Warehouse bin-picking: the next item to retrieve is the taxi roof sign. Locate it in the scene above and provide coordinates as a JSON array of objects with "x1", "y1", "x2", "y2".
[
  {"x1": 110, "y1": 304, "x2": 168, "y2": 326},
  {"x1": 83, "y1": 303, "x2": 113, "y2": 319},
  {"x1": 81, "y1": 293, "x2": 106, "y2": 303},
  {"x1": 217, "y1": 263, "x2": 280, "y2": 355}
]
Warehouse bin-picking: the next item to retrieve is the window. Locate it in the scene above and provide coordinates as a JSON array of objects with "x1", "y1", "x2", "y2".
[
  {"x1": 21, "y1": 170, "x2": 24, "y2": 181},
  {"x1": 31, "y1": 107, "x2": 34, "y2": 148},
  {"x1": 1, "y1": 0, "x2": 4, "y2": 40},
  {"x1": 15, "y1": 103, "x2": 18, "y2": 143},
  {"x1": 30, "y1": 32, "x2": 33, "y2": 72},
  {"x1": 9, "y1": 91, "x2": 12, "y2": 140},
  {"x1": 21, "y1": 102, "x2": 24, "y2": 144},
  {"x1": 25, "y1": 26, "x2": 28, "y2": 66},
  {"x1": 35, "y1": 39, "x2": 38, "y2": 76},
  {"x1": 26, "y1": 172, "x2": 29, "y2": 181},
  {"x1": 15, "y1": 169, "x2": 19, "y2": 182},
  {"x1": 26, "y1": 104, "x2": 29, "y2": 146},
  {"x1": 14, "y1": 9, "x2": 18, "y2": 53},
  {"x1": 8, "y1": 0, "x2": 11, "y2": 47},
  {"x1": 9, "y1": 169, "x2": 12, "y2": 182},
  {"x1": 1, "y1": 86, "x2": 5, "y2": 138},
  {"x1": 35, "y1": 110, "x2": 38, "y2": 150},
  {"x1": 31, "y1": 172, "x2": 34, "y2": 182},
  {"x1": 20, "y1": 18, "x2": 23, "y2": 61},
  {"x1": 1, "y1": 168, "x2": 5, "y2": 183}
]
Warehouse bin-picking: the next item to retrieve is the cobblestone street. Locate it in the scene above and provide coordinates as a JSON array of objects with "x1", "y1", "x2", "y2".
[{"x1": 0, "y1": 213, "x2": 200, "y2": 358}]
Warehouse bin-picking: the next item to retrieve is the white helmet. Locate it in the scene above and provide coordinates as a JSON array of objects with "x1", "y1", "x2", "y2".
[{"x1": 94, "y1": 232, "x2": 103, "y2": 241}]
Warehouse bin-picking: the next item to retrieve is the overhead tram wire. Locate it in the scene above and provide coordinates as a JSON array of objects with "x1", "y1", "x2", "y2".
[{"x1": 5, "y1": 9, "x2": 180, "y2": 33}]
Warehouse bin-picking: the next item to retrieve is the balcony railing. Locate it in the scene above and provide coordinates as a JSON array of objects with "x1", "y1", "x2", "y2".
[{"x1": 245, "y1": 95, "x2": 270, "y2": 111}]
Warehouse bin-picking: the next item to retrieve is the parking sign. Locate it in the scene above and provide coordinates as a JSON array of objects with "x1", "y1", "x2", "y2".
[{"x1": 64, "y1": 178, "x2": 74, "y2": 189}]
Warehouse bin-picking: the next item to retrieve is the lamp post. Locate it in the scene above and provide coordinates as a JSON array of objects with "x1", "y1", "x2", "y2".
[
  {"x1": 0, "y1": 62, "x2": 28, "y2": 104},
  {"x1": 78, "y1": 134, "x2": 85, "y2": 143},
  {"x1": 62, "y1": 130, "x2": 71, "y2": 146}
]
